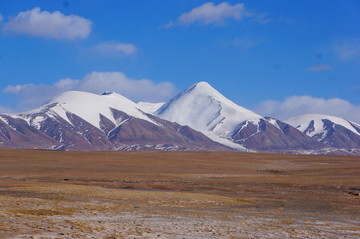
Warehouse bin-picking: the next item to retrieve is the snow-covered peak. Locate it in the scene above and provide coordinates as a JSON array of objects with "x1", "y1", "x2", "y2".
[
  {"x1": 286, "y1": 114, "x2": 360, "y2": 137},
  {"x1": 191, "y1": 81, "x2": 213, "y2": 91},
  {"x1": 181, "y1": 81, "x2": 240, "y2": 106},
  {"x1": 137, "y1": 102, "x2": 165, "y2": 114},
  {"x1": 23, "y1": 91, "x2": 154, "y2": 130},
  {"x1": 156, "y1": 81, "x2": 262, "y2": 137}
]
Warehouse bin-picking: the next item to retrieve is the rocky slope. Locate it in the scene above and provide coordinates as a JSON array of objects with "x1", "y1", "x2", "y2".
[
  {"x1": 1, "y1": 83, "x2": 359, "y2": 154},
  {"x1": 156, "y1": 82, "x2": 324, "y2": 153},
  {"x1": 0, "y1": 91, "x2": 230, "y2": 151},
  {"x1": 286, "y1": 114, "x2": 360, "y2": 149}
]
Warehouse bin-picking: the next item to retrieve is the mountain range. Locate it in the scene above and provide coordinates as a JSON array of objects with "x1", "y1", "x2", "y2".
[
  {"x1": 286, "y1": 114, "x2": 360, "y2": 154},
  {"x1": 1, "y1": 82, "x2": 359, "y2": 155}
]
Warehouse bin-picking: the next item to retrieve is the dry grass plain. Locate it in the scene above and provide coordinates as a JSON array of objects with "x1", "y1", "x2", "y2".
[{"x1": 0, "y1": 149, "x2": 359, "y2": 238}]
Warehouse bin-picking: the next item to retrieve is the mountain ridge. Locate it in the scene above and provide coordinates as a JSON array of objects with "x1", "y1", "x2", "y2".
[
  {"x1": 0, "y1": 90, "x2": 231, "y2": 151},
  {"x1": 0, "y1": 82, "x2": 359, "y2": 155},
  {"x1": 286, "y1": 114, "x2": 360, "y2": 149},
  {"x1": 155, "y1": 82, "x2": 327, "y2": 153}
]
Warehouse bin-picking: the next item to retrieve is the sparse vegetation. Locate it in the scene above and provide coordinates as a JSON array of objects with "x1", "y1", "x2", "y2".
[{"x1": 0, "y1": 149, "x2": 359, "y2": 238}]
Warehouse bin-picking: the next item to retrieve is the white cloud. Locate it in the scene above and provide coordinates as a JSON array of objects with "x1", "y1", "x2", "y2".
[
  {"x1": 162, "y1": 21, "x2": 176, "y2": 29},
  {"x1": 54, "y1": 78, "x2": 79, "y2": 89},
  {"x1": 180, "y1": 2, "x2": 246, "y2": 25},
  {"x1": 3, "y1": 7, "x2": 92, "y2": 40},
  {"x1": 166, "y1": 2, "x2": 253, "y2": 27},
  {"x1": 95, "y1": 42, "x2": 137, "y2": 56},
  {"x1": 3, "y1": 84, "x2": 32, "y2": 93},
  {"x1": 334, "y1": 38, "x2": 360, "y2": 60},
  {"x1": 2, "y1": 72, "x2": 177, "y2": 112},
  {"x1": 76, "y1": 72, "x2": 176, "y2": 101},
  {"x1": 306, "y1": 65, "x2": 333, "y2": 72},
  {"x1": 255, "y1": 96, "x2": 360, "y2": 123}
]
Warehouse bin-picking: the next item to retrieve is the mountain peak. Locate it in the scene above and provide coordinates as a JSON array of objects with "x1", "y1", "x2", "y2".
[
  {"x1": 193, "y1": 81, "x2": 212, "y2": 89},
  {"x1": 187, "y1": 81, "x2": 219, "y2": 96},
  {"x1": 101, "y1": 91, "x2": 114, "y2": 95},
  {"x1": 40, "y1": 90, "x2": 153, "y2": 130},
  {"x1": 285, "y1": 113, "x2": 360, "y2": 149},
  {"x1": 286, "y1": 113, "x2": 360, "y2": 137},
  {"x1": 156, "y1": 82, "x2": 261, "y2": 137}
]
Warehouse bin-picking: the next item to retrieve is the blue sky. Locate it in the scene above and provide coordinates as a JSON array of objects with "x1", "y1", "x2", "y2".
[{"x1": 0, "y1": 0, "x2": 360, "y2": 122}]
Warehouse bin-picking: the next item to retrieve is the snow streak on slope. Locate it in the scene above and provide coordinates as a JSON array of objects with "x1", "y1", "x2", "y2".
[
  {"x1": 286, "y1": 114, "x2": 360, "y2": 137},
  {"x1": 204, "y1": 133, "x2": 250, "y2": 151},
  {"x1": 156, "y1": 82, "x2": 262, "y2": 138},
  {"x1": 137, "y1": 102, "x2": 165, "y2": 114},
  {"x1": 18, "y1": 91, "x2": 155, "y2": 130}
]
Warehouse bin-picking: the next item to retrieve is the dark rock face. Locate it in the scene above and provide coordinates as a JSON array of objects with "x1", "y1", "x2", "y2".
[
  {"x1": 0, "y1": 115, "x2": 59, "y2": 149},
  {"x1": 304, "y1": 120, "x2": 316, "y2": 136},
  {"x1": 312, "y1": 119, "x2": 360, "y2": 149},
  {"x1": 1, "y1": 103, "x2": 358, "y2": 154},
  {"x1": 107, "y1": 110, "x2": 229, "y2": 151},
  {"x1": 350, "y1": 122, "x2": 360, "y2": 134},
  {"x1": 146, "y1": 113, "x2": 228, "y2": 151},
  {"x1": 0, "y1": 108, "x2": 231, "y2": 152},
  {"x1": 230, "y1": 117, "x2": 325, "y2": 152}
]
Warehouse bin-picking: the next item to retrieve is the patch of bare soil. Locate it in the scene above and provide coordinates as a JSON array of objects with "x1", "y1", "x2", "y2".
[{"x1": 0, "y1": 150, "x2": 359, "y2": 238}]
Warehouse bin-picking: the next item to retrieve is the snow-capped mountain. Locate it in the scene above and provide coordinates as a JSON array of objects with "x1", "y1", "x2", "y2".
[
  {"x1": 137, "y1": 102, "x2": 165, "y2": 114},
  {"x1": 1, "y1": 83, "x2": 358, "y2": 155},
  {"x1": 156, "y1": 82, "x2": 323, "y2": 152},
  {"x1": 229, "y1": 117, "x2": 325, "y2": 152},
  {"x1": 156, "y1": 82, "x2": 261, "y2": 137},
  {"x1": 27, "y1": 91, "x2": 157, "y2": 129},
  {"x1": 286, "y1": 114, "x2": 360, "y2": 149},
  {"x1": 0, "y1": 91, "x2": 230, "y2": 151}
]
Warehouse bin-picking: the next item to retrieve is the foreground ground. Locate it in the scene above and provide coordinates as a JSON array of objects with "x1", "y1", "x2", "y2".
[{"x1": 0, "y1": 150, "x2": 359, "y2": 238}]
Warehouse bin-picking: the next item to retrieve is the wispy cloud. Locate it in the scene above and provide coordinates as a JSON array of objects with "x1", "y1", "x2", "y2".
[
  {"x1": 226, "y1": 37, "x2": 261, "y2": 50},
  {"x1": 3, "y1": 84, "x2": 32, "y2": 93},
  {"x1": 95, "y1": 42, "x2": 137, "y2": 57},
  {"x1": 334, "y1": 38, "x2": 360, "y2": 60},
  {"x1": 179, "y1": 2, "x2": 246, "y2": 26},
  {"x1": 249, "y1": 12, "x2": 272, "y2": 25},
  {"x1": 2, "y1": 72, "x2": 177, "y2": 112},
  {"x1": 255, "y1": 96, "x2": 360, "y2": 123},
  {"x1": 164, "y1": 2, "x2": 267, "y2": 28},
  {"x1": 3, "y1": 7, "x2": 92, "y2": 40},
  {"x1": 306, "y1": 65, "x2": 333, "y2": 72},
  {"x1": 0, "y1": 14, "x2": 3, "y2": 22}
]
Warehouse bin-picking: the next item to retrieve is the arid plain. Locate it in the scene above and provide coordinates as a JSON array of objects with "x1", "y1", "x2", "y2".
[{"x1": 0, "y1": 150, "x2": 359, "y2": 238}]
